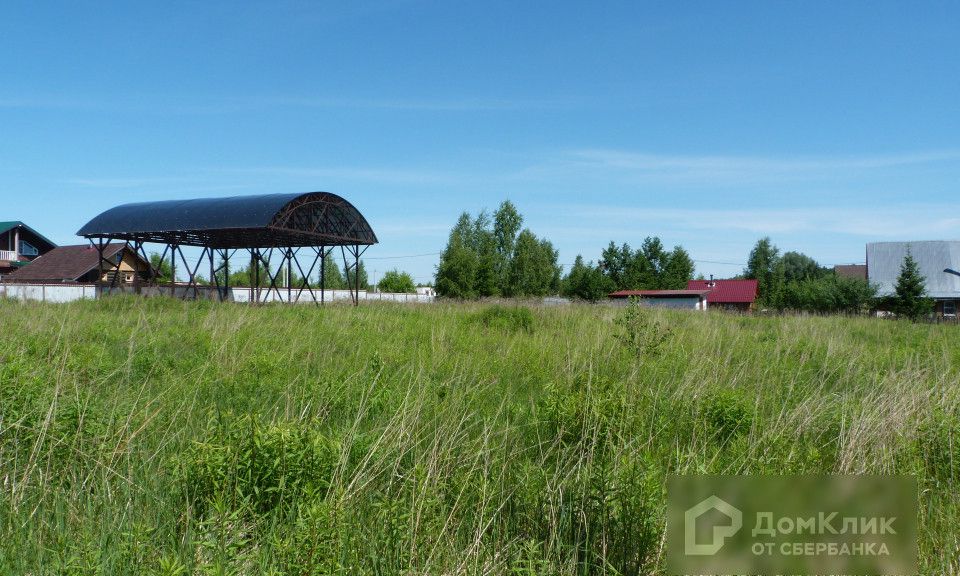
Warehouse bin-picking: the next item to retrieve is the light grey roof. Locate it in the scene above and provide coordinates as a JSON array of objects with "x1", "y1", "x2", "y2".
[{"x1": 866, "y1": 241, "x2": 960, "y2": 298}]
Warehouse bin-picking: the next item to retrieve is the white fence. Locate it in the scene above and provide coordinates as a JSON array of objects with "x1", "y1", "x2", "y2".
[
  {"x1": 0, "y1": 283, "x2": 98, "y2": 303},
  {"x1": 0, "y1": 283, "x2": 435, "y2": 304},
  {"x1": 231, "y1": 287, "x2": 434, "y2": 304}
]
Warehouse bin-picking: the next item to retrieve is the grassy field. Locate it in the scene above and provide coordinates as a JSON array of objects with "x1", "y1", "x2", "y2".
[{"x1": 0, "y1": 297, "x2": 958, "y2": 574}]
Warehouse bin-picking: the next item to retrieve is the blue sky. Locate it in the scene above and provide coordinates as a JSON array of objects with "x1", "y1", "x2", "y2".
[{"x1": 2, "y1": 1, "x2": 958, "y2": 284}]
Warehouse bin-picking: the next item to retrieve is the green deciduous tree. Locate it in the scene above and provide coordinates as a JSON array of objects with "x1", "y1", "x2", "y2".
[
  {"x1": 661, "y1": 246, "x2": 695, "y2": 289},
  {"x1": 507, "y1": 229, "x2": 561, "y2": 297},
  {"x1": 781, "y1": 251, "x2": 826, "y2": 283},
  {"x1": 782, "y1": 275, "x2": 877, "y2": 314},
  {"x1": 742, "y1": 241, "x2": 878, "y2": 314},
  {"x1": 562, "y1": 255, "x2": 614, "y2": 301},
  {"x1": 599, "y1": 242, "x2": 629, "y2": 288},
  {"x1": 472, "y1": 210, "x2": 500, "y2": 297},
  {"x1": 148, "y1": 252, "x2": 173, "y2": 282},
  {"x1": 436, "y1": 202, "x2": 559, "y2": 298},
  {"x1": 222, "y1": 257, "x2": 271, "y2": 287},
  {"x1": 640, "y1": 237, "x2": 667, "y2": 287},
  {"x1": 834, "y1": 276, "x2": 879, "y2": 314},
  {"x1": 493, "y1": 200, "x2": 522, "y2": 289},
  {"x1": 599, "y1": 238, "x2": 694, "y2": 290},
  {"x1": 744, "y1": 237, "x2": 785, "y2": 308},
  {"x1": 378, "y1": 269, "x2": 417, "y2": 293},
  {"x1": 436, "y1": 212, "x2": 479, "y2": 298}
]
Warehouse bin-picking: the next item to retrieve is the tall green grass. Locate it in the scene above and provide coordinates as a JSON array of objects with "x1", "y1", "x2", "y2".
[{"x1": 0, "y1": 297, "x2": 957, "y2": 574}]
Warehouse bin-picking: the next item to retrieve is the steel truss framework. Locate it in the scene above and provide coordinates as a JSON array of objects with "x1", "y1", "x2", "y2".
[{"x1": 78, "y1": 192, "x2": 377, "y2": 305}]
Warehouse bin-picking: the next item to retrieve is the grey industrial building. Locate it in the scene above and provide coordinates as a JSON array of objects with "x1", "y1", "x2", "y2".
[{"x1": 866, "y1": 241, "x2": 960, "y2": 317}]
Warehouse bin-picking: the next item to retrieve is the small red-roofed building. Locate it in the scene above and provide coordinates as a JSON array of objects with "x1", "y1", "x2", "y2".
[{"x1": 686, "y1": 279, "x2": 759, "y2": 312}]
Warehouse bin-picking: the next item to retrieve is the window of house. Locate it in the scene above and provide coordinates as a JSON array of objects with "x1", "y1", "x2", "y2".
[
  {"x1": 945, "y1": 301, "x2": 957, "y2": 316},
  {"x1": 19, "y1": 240, "x2": 38, "y2": 256}
]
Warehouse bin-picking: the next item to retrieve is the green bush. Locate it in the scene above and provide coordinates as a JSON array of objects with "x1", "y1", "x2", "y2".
[
  {"x1": 377, "y1": 269, "x2": 417, "y2": 294},
  {"x1": 703, "y1": 389, "x2": 754, "y2": 443},
  {"x1": 613, "y1": 298, "x2": 671, "y2": 359}
]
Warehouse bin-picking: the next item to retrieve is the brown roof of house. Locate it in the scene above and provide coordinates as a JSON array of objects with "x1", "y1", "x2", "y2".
[
  {"x1": 834, "y1": 264, "x2": 867, "y2": 281},
  {"x1": 4, "y1": 243, "x2": 127, "y2": 282}
]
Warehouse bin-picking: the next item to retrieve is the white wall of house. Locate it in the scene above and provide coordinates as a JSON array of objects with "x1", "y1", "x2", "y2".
[{"x1": 610, "y1": 296, "x2": 707, "y2": 310}]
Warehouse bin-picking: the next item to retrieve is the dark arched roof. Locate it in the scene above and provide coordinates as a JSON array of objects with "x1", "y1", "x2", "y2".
[{"x1": 77, "y1": 192, "x2": 377, "y2": 248}]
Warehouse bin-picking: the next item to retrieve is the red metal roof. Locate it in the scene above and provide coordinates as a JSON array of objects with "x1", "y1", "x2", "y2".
[
  {"x1": 686, "y1": 279, "x2": 758, "y2": 303},
  {"x1": 609, "y1": 289, "x2": 710, "y2": 298}
]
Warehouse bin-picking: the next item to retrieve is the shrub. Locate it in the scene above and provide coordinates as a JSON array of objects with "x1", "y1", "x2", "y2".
[
  {"x1": 613, "y1": 298, "x2": 671, "y2": 359},
  {"x1": 703, "y1": 389, "x2": 754, "y2": 443}
]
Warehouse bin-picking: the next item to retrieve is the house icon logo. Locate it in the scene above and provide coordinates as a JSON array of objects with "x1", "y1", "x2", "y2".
[{"x1": 685, "y1": 495, "x2": 743, "y2": 555}]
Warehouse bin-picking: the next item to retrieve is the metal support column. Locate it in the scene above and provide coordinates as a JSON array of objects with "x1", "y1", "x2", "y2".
[
  {"x1": 224, "y1": 249, "x2": 230, "y2": 300},
  {"x1": 252, "y1": 248, "x2": 260, "y2": 304},
  {"x1": 95, "y1": 238, "x2": 105, "y2": 299},
  {"x1": 170, "y1": 244, "x2": 177, "y2": 298},
  {"x1": 286, "y1": 248, "x2": 293, "y2": 303},
  {"x1": 209, "y1": 248, "x2": 215, "y2": 301},
  {"x1": 354, "y1": 244, "x2": 360, "y2": 306}
]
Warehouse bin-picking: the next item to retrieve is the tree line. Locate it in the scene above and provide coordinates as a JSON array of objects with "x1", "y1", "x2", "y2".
[
  {"x1": 435, "y1": 200, "x2": 696, "y2": 300},
  {"x1": 741, "y1": 237, "x2": 877, "y2": 314},
  {"x1": 433, "y1": 205, "x2": 935, "y2": 319},
  {"x1": 742, "y1": 237, "x2": 933, "y2": 318},
  {"x1": 147, "y1": 211, "x2": 937, "y2": 317},
  {"x1": 562, "y1": 239, "x2": 695, "y2": 301}
]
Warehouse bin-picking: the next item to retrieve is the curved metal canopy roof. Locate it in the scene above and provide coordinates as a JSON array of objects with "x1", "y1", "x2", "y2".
[{"x1": 77, "y1": 192, "x2": 377, "y2": 248}]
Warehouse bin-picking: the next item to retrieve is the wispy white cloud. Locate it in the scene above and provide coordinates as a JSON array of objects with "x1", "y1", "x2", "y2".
[
  {"x1": 0, "y1": 92, "x2": 573, "y2": 114},
  {"x1": 572, "y1": 148, "x2": 960, "y2": 171},
  {"x1": 374, "y1": 222, "x2": 450, "y2": 238},
  {"x1": 513, "y1": 148, "x2": 960, "y2": 186},
  {"x1": 567, "y1": 204, "x2": 960, "y2": 239},
  {"x1": 64, "y1": 177, "x2": 255, "y2": 197},
  {"x1": 63, "y1": 163, "x2": 465, "y2": 196},
  {"x1": 218, "y1": 165, "x2": 461, "y2": 186},
  {"x1": 65, "y1": 177, "x2": 196, "y2": 189},
  {"x1": 0, "y1": 96, "x2": 94, "y2": 109},
  {"x1": 262, "y1": 95, "x2": 575, "y2": 112}
]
